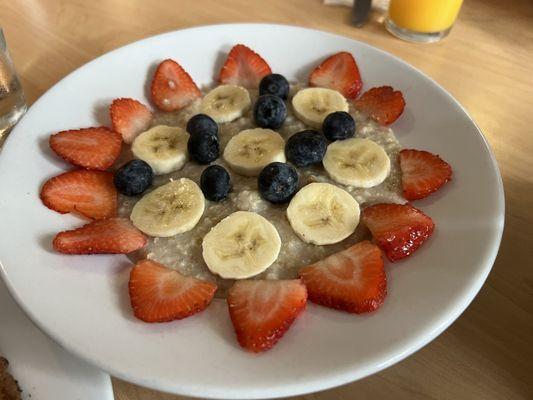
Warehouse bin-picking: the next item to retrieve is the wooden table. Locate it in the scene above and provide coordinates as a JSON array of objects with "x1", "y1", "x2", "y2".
[{"x1": 2, "y1": 0, "x2": 532, "y2": 399}]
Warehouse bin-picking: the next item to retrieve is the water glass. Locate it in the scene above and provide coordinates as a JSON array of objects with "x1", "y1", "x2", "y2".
[{"x1": 0, "y1": 29, "x2": 27, "y2": 144}]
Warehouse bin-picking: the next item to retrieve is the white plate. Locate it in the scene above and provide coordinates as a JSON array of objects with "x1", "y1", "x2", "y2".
[
  {"x1": 0, "y1": 24, "x2": 504, "y2": 399},
  {"x1": 0, "y1": 279, "x2": 114, "y2": 400}
]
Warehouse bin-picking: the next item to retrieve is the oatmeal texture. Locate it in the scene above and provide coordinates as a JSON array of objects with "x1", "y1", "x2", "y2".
[{"x1": 119, "y1": 84, "x2": 405, "y2": 296}]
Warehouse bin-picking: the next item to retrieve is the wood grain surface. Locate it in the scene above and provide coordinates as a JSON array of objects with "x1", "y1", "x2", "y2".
[{"x1": 1, "y1": 0, "x2": 532, "y2": 399}]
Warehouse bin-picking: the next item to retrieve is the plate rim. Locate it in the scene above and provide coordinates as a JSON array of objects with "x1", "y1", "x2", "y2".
[{"x1": 0, "y1": 23, "x2": 505, "y2": 399}]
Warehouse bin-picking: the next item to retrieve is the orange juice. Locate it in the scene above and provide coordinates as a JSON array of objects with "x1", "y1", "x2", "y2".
[{"x1": 388, "y1": 0, "x2": 463, "y2": 33}]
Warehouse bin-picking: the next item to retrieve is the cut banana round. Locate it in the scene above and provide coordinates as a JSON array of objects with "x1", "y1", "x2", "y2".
[
  {"x1": 223, "y1": 128, "x2": 286, "y2": 177},
  {"x1": 131, "y1": 125, "x2": 189, "y2": 175},
  {"x1": 131, "y1": 178, "x2": 204, "y2": 237},
  {"x1": 286, "y1": 182, "x2": 360, "y2": 245},
  {"x1": 323, "y1": 138, "x2": 391, "y2": 188},
  {"x1": 200, "y1": 84, "x2": 251, "y2": 123},
  {"x1": 202, "y1": 211, "x2": 281, "y2": 279},
  {"x1": 292, "y1": 87, "x2": 349, "y2": 129}
]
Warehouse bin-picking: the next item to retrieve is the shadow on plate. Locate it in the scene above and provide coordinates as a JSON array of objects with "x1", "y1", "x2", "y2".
[{"x1": 92, "y1": 99, "x2": 112, "y2": 126}]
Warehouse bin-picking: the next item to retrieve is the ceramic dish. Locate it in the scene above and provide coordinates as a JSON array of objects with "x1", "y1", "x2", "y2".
[
  {"x1": 0, "y1": 24, "x2": 504, "y2": 399},
  {"x1": 0, "y1": 279, "x2": 114, "y2": 400}
]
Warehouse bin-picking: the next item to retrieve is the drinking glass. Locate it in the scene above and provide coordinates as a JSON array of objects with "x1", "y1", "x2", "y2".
[
  {"x1": 385, "y1": 0, "x2": 464, "y2": 43},
  {"x1": 0, "y1": 29, "x2": 27, "y2": 145}
]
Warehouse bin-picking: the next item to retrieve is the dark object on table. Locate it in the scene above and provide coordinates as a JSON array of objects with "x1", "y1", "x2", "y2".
[
  {"x1": 352, "y1": 0, "x2": 372, "y2": 27},
  {"x1": 0, "y1": 357, "x2": 22, "y2": 400}
]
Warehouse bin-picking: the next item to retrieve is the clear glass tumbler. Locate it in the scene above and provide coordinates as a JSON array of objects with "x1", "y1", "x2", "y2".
[
  {"x1": 0, "y1": 29, "x2": 27, "y2": 145},
  {"x1": 385, "y1": 0, "x2": 464, "y2": 43}
]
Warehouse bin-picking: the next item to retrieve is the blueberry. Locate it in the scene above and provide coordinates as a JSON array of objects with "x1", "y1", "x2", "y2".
[
  {"x1": 200, "y1": 165, "x2": 231, "y2": 202},
  {"x1": 186, "y1": 114, "x2": 218, "y2": 137},
  {"x1": 188, "y1": 133, "x2": 219, "y2": 164},
  {"x1": 254, "y1": 95, "x2": 287, "y2": 129},
  {"x1": 258, "y1": 162, "x2": 299, "y2": 204},
  {"x1": 259, "y1": 74, "x2": 290, "y2": 100},
  {"x1": 114, "y1": 159, "x2": 153, "y2": 196},
  {"x1": 322, "y1": 111, "x2": 355, "y2": 141},
  {"x1": 285, "y1": 130, "x2": 327, "y2": 167}
]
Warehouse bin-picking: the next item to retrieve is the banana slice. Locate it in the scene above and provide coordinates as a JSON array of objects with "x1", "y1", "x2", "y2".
[
  {"x1": 200, "y1": 84, "x2": 251, "y2": 123},
  {"x1": 323, "y1": 138, "x2": 391, "y2": 188},
  {"x1": 292, "y1": 87, "x2": 349, "y2": 129},
  {"x1": 202, "y1": 211, "x2": 281, "y2": 279},
  {"x1": 223, "y1": 128, "x2": 286, "y2": 177},
  {"x1": 131, "y1": 178, "x2": 204, "y2": 237},
  {"x1": 286, "y1": 182, "x2": 360, "y2": 245},
  {"x1": 131, "y1": 125, "x2": 189, "y2": 175}
]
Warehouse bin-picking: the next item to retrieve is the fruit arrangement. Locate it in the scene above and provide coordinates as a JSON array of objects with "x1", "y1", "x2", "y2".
[{"x1": 40, "y1": 44, "x2": 452, "y2": 353}]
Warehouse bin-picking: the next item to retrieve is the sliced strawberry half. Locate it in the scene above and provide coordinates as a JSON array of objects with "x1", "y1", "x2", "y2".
[
  {"x1": 110, "y1": 98, "x2": 152, "y2": 144},
  {"x1": 362, "y1": 203, "x2": 435, "y2": 262},
  {"x1": 150, "y1": 59, "x2": 201, "y2": 112},
  {"x1": 49, "y1": 127, "x2": 122, "y2": 170},
  {"x1": 299, "y1": 241, "x2": 386, "y2": 313},
  {"x1": 227, "y1": 279, "x2": 307, "y2": 353},
  {"x1": 218, "y1": 44, "x2": 272, "y2": 89},
  {"x1": 399, "y1": 149, "x2": 452, "y2": 201},
  {"x1": 53, "y1": 217, "x2": 146, "y2": 255},
  {"x1": 309, "y1": 51, "x2": 362, "y2": 99},
  {"x1": 354, "y1": 86, "x2": 406, "y2": 125},
  {"x1": 40, "y1": 169, "x2": 117, "y2": 220},
  {"x1": 129, "y1": 260, "x2": 217, "y2": 323}
]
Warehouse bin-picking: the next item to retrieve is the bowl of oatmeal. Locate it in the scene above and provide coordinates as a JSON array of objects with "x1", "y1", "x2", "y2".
[
  {"x1": 119, "y1": 83, "x2": 405, "y2": 297},
  {"x1": 0, "y1": 24, "x2": 503, "y2": 399}
]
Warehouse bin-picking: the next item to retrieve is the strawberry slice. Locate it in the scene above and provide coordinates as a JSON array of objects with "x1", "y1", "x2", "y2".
[
  {"x1": 309, "y1": 51, "x2": 362, "y2": 99},
  {"x1": 218, "y1": 44, "x2": 272, "y2": 89},
  {"x1": 299, "y1": 241, "x2": 386, "y2": 313},
  {"x1": 129, "y1": 260, "x2": 216, "y2": 323},
  {"x1": 53, "y1": 217, "x2": 146, "y2": 255},
  {"x1": 399, "y1": 149, "x2": 452, "y2": 201},
  {"x1": 110, "y1": 98, "x2": 152, "y2": 144},
  {"x1": 150, "y1": 59, "x2": 201, "y2": 112},
  {"x1": 40, "y1": 169, "x2": 117, "y2": 220},
  {"x1": 362, "y1": 203, "x2": 435, "y2": 262},
  {"x1": 354, "y1": 86, "x2": 406, "y2": 125},
  {"x1": 49, "y1": 127, "x2": 122, "y2": 170},
  {"x1": 227, "y1": 279, "x2": 307, "y2": 353}
]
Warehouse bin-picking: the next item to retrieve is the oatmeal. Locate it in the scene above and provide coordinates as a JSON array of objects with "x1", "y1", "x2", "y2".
[{"x1": 118, "y1": 84, "x2": 404, "y2": 296}]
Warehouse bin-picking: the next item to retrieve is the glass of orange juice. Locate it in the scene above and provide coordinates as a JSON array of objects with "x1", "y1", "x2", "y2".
[{"x1": 385, "y1": 0, "x2": 464, "y2": 43}]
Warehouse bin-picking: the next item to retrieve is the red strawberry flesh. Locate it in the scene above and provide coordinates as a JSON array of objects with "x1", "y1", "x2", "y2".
[
  {"x1": 218, "y1": 44, "x2": 272, "y2": 89},
  {"x1": 53, "y1": 217, "x2": 146, "y2": 255},
  {"x1": 49, "y1": 127, "x2": 122, "y2": 170},
  {"x1": 227, "y1": 279, "x2": 307, "y2": 353},
  {"x1": 300, "y1": 241, "x2": 386, "y2": 313},
  {"x1": 110, "y1": 98, "x2": 152, "y2": 144},
  {"x1": 309, "y1": 51, "x2": 362, "y2": 99},
  {"x1": 40, "y1": 169, "x2": 117, "y2": 220},
  {"x1": 151, "y1": 59, "x2": 201, "y2": 112},
  {"x1": 399, "y1": 149, "x2": 452, "y2": 200},
  {"x1": 355, "y1": 86, "x2": 406, "y2": 125},
  {"x1": 129, "y1": 259, "x2": 217, "y2": 323},
  {"x1": 362, "y1": 203, "x2": 435, "y2": 262}
]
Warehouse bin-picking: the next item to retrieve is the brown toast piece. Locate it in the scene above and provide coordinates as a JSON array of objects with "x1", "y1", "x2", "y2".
[{"x1": 0, "y1": 357, "x2": 22, "y2": 400}]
